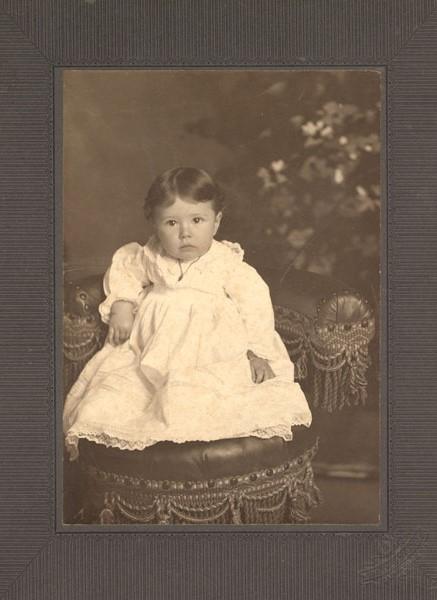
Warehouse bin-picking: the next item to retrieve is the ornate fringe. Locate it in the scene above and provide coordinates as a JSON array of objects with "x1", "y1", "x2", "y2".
[
  {"x1": 77, "y1": 443, "x2": 321, "y2": 525},
  {"x1": 275, "y1": 304, "x2": 374, "y2": 412},
  {"x1": 63, "y1": 313, "x2": 105, "y2": 395}
]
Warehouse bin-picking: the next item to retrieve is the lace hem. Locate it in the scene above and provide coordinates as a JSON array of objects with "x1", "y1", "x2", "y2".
[{"x1": 65, "y1": 416, "x2": 311, "y2": 456}]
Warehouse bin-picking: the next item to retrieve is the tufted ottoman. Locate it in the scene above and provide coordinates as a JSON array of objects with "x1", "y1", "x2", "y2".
[{"x1": 74, "y1": 428, "x2": 319, "y2": 525}]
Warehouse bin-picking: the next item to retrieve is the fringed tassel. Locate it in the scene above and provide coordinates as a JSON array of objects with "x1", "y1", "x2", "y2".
[
  {"x1": 230, "y1": 493, "x2": 243, "y2": 524},
  {"x1": 295, "y1": 350, "x2": 308, "y2": 380},
  {"x1": 156, "y1": 496, "x2": 171, "y2": 524},
  {"x1": 63, "y1": 317, "x2": 106, "y2": 395},
  {"x1": 288, "y1": 467, "x2": 322, "y2": 523},
  {"x1": 64, "y1": 361, "x2": 85, "y2": 396},
  {"x1": 325, "y1": 368, "x2": 333, "y2": 411},
  {"x1": 310, "y1": 344, "x2": 371, "y2": 411},
  {"x1": 332, "y1": 369, "x2": 345, "y2": 410},
  {"x1": 99, "y1": 492, "x2": 116, "y2": 524},
  {"x1": 312, "y1": 368, "x2": 322, "y2": 409},
  {"x1": 312, "y1": 363, "x2": 341, "y2": 412},
  {"x1": 287, "y1": 480, "x2": 299, "y2": 523},
  {"x1": 347, "y1": 348, "x2": 369, "y2": 406},
  {"x1": 302, "y1": 467, "x2": 322, "y2": 510},
  {"x1": 311, "y1": 345, "x2": 345, "y2": 411},
  {"x1": 275, "y1": 306, "x2": 311, "y2": 383},
  {"x1": 312, "y1": 482, "x2": 323, "y2": 507}
]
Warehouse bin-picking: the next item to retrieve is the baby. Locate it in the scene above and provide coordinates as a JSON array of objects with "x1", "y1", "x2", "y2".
[{"x1": 63, "y1": 167, "x2": 311, "y2": 459}]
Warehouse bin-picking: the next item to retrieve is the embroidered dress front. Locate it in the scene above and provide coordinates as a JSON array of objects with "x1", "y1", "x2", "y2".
[{"x1": 63, "y1": 237, "x2": 312, "y2": 452}]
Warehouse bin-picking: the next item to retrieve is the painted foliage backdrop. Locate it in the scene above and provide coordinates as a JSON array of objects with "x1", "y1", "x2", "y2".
[{"x1": 187, "y1": 70, "x2": 381, "y2": 305}]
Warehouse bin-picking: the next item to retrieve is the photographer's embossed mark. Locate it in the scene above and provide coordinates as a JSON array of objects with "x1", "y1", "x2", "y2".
[{"x1": 360, "y1": 531, "x2": 428, "y2": 585}]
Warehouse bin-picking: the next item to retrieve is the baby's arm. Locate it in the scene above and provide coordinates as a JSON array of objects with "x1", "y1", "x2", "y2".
[
  {"x1": 99, "y1": 243, "x2": 148, "y2": 344},
  {"x1": 225, "y1": 261, "x2": 278, "y2": 383},
  {"x1": 107, "y1": 300, "x2": 136, "y2": 346}
]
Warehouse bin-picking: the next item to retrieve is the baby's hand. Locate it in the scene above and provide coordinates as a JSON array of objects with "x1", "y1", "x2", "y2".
[
  {"x1": 107, "y1": 300, "x2": 136, "y2": 346},
  {"x1": 247, "y1": 350, "x2": 275, "y2": 384}
]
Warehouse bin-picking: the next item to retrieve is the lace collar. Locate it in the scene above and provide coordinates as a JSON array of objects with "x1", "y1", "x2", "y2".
[{"x1": 142, "y1": 236, "x2": 244, "y2": 285}]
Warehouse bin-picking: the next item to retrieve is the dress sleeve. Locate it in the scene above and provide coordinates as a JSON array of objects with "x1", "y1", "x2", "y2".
[
  {"x1": 99, "y1": 242, "x2": 149, "y2": 323},
  {"x1": 224, "y1": 260, "x2": 279, "y2": 361}
]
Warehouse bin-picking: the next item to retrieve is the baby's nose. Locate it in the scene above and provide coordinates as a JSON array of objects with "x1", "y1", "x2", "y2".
[{"x1": 180, "y1": 223, "x2": 192, "y2": 238}]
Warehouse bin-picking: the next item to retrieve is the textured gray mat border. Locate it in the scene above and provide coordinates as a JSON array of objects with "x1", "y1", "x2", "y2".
[{"x1": 0, "y1": 1, "x2": 436, "y2": 598}]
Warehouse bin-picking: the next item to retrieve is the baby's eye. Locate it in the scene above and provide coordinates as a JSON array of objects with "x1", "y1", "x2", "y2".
[
  {"x1": 192, "y1": 217, "x2": 203, "y2": 224},
  {"x1": 166, "y1": 219, "x2": 177, "y2": 227}
]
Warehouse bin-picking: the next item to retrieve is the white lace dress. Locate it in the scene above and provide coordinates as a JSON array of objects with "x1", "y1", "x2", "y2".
[{"x1": 63, "y1": 237, "x2": 312, "y2": 453}]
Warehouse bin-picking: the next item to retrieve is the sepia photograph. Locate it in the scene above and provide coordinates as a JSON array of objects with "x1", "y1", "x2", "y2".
[{"x1": 61, "y1": 68, "x2": 382, "y2": 526}]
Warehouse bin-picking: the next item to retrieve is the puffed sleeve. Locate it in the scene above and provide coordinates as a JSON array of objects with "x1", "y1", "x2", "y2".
[
  {"x1": 98, "y1": 242, "x2": 149, "y2": 323},
  {"x1": 224, "y1": 260, "x2": 280, "y2": 361}
]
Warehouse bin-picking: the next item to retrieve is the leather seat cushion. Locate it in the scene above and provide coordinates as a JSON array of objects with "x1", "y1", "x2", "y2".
[{"x1": 79, "y1": 426, "x2": 316, "y2": 482}]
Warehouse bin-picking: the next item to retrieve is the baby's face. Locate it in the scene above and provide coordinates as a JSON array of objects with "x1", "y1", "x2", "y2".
[{"x1": 153, "y1": 196, "x2": 222, "y2": 261}]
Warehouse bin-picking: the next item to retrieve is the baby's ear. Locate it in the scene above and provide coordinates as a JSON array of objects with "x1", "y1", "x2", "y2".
[{"x1": 214, "y1": 211, "x2": 223, "y2": 234}]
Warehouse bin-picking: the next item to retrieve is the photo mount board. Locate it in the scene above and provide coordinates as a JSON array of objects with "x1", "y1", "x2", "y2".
[{"x1": 0, "y1": 1, "x2": 436, "y2": 598}]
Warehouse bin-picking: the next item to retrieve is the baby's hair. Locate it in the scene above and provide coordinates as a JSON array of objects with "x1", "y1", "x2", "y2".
[{"x1": 144, "y1": 167, "x2": 225, "y2": 219}]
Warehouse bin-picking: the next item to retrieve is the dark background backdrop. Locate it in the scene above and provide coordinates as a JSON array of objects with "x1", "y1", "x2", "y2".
[{"x1": 64, "y1": 69, "x2": 233, "y2": 276}]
